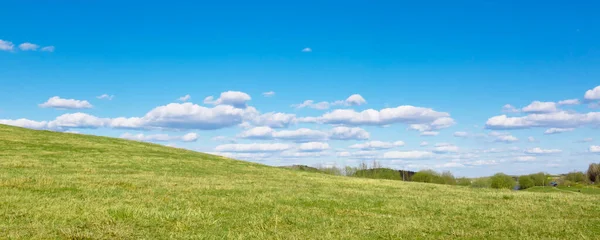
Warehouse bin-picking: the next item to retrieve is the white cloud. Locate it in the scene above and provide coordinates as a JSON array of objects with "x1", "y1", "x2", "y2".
[
  {"x1": 0, "y1": 39, "x2": 14, "y2": 51},
  {"x1": 249, "y1": 112, "x2": 297, "y2": 128},
  {"x1": 558, "y1": 99, "x2": 580, "y2": 105},
  {"x1": 420, "y1": 131, "x2": 439, "y2": 136},
  {"x1": 302, "y1": 47, "x2": 312, "y2": 52},
  {"x1": 292, "y1": 100, "x2": 330, "y2": 110},
  {"x1": 436, "y1": 162, "x2": 465, "y2": 168},
  {"x1": 18, "y1": 42, "x2": 39, "y2": 51},
  {"x1": 120, "y1": 132, "x2": 198, "y2": 142},
  {"x1": 584, "y1": 86, "x2": 600, "y2": 100},
  {"x1": 528, "y1": 136, "x2": 536, "y2": 142},
  {"x1": 178, "y1": 94, "x2": 191, "y2": 102},
  {"x1": 349, "y1": 140, "x2": 404, "y2": 150},
  {"x1": 525, "y1": 147, "x2": 562, "y2": 155},
  {"x1": 485, "y1": 111, "x2": 600, "y2": 130},
  {"x1": 590, "y1": 145, "x2": 600, "y2": 153},
  {"x1": 329, "y1": 126, "x2": 370, "y2": 140},
  {"x1": 345, "y1": 94, "x2": 366, "y2": 106},
  {"x1": 502, "y1": 104, "x2": 520, "y2": 113},
  {"x1": 215, "y1": 143, "x2": 292, "y2": 152},
  {"x1": 522, "y1": 101, "x2": 557, "y2": 113},
  {"x1": 97, "y1": 94, "x2": 114, "y2": 100},
  {"x1": 453, "y1": 131, "x2": 468, "y2": 138},
  {"x1": 383, "y1": 151, "x2": 434, "y2": 159},
  {"x1": 433, "y1": 143, "x2": 459, "y2": 153},
  {"x1": 275, "y1": 128, "x2": 328, "y2": 142},
  {"x1": 39, "y1": 96, "x2": 93, "y2": 109},
  {"x1": 420, "y1": 141, "x2": 429, "y2": 146},
  {"x1": 313, "y1": 106, "x2": 450, "y2": 126},
  {"x1": 495, "y1": 135, "x2": 518, "y2": 143},
  {"x1": 298, "y1": 142, "x2": 330, "y2": 152},
  {"x1": 544, "y1": 128, "x2": 574, "y2": 135},
  {"x1": 0, "y1": 119, "x2": 48, "y2": 130},
  {"x1": 204, "y1": 91, "x2": 251, "y2": 108},
  {"x1": 465, "y1": 160, "x2": 499, "y2": 166},
  {"x1": 409, "y1": 124, "x2": 431, "y2": 132},
  {"x1": 40, "y1": 46, "x2": 55, "y2": 52},
  {"x1": 515, "y1": 156, "x2": 536, "y2": 162},
  {"x1": 281, "y1": 151, "x2": 330, "y2": 158},
  {"x1": 142, "y1": 103, "x2": 255, "y2": 130},
  {"x1": 336, "y1": 150, "x2": 379, "y2": 159},
  {"x1": 262, "y1": 91, "x2": 275, "y2": 97}
]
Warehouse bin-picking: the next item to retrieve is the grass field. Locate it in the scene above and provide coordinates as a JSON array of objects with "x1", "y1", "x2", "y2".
[
  {"x1": 525, "y1": 186, "x2": 600, "y2": 195},
  {"x1": 1, "y1": 124, "x2": 600, "y2": 239}
]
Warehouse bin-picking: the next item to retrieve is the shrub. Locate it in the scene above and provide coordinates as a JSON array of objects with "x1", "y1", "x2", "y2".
[
  {"x1": 587, "y1": 163, "x2": 600, "y2": 183},
  {"x1": 440, "y1": 171, "x2": 456, "y2": 185},
  {"x1": 411, "y1": 170, "x2": 438, "y2": 183},
  {"x1": 490, "y1": 173, "x2": 516, "y2": 189},
  {"x1": 529, "y1": 172, "x2": 548, "y2": 186},
  {"x1": 352, "y1": 168, "x2": 403, "y2": 180},
  {"x1": 564, "y1": 171, "x2": 587, "y2": 183},
  {"x1": 471, "y1": 178, "x2": 491, "y2": 188},
  {"x1": 456, "y1": 177, "x2": 471, "y2": 186},
  {"x1": 518, "y1": 175, "x2": 534, "y2": 189}
]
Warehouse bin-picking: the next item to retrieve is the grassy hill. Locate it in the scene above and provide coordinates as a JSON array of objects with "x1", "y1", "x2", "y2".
[{"x1": 1, "y1": 124, "x2": 599, "y2": 239}]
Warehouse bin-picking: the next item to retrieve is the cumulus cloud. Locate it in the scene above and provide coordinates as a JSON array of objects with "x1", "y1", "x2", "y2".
[
  {"x1": 142, "y1": 103, "x2": 257, "y2": 130},
  {"x1": 495, "y1": 135, "x2": 518, "y2": 143},
  {"x1": 558, "y1": 99, "x2": 580, "y2": 105},
  {"x1": 292, "y1": 94, "x2": 367, "y2": 110},
  {"x1": 40, "y1": 46, "x2": 55, "y2": 52},
  {"x1": 215, "y1": 143, "x2": 292, "y2": 152},
  {"x1": 590, "y1": 145, "x2": 600, "y2": 153},
  {"x1": 329, "y1": 126, "x2": 370, "y2": 140},
  {"x1": 383, "y1": 151, "x2": 434, "y2": 159},
  {"x1": 120, "y1": 132, "x2": 198, "y2": 142},
  {"x1": 298, "y1": 142, "x2": 330, "y2": 152},
  {"x1": 420, "y1": 131, "x2": 439, "y2": 136},
  {"x1": 524, "y1": 147, "x2": 562, "y2": 155},
  {"x1": 453, "y1": 131, "x2": 468, "y2": 138},
  {"x1": 345, "y1": 94, "x2": 366, "y2": 106},
  {"x1": 544, "y1": 128, "x2": 574, "y2": 135},
  {"x1": 97, "y1": 94, "x2": 114, "y2": 100},
  {"x1": 502, "y1": 104, "x2": 520, "y2": 113},
  {"x1": 249, "y1": 112, "x2": 296, "y2": 128},
  {"x1": 18, "y1": 42, "x2": 39, "y2": 51},
  {"x1": 0, "y1": 39, "x2": 14, "y2": 51},
  {"x1": 349, "y1": 141, "x2": 404, "y2": 150},
  {"x1": 303, "y1": 106, "x2": 451, "y2": 128},
  {"x1": 522, "y1": 101, "x2": 558, "y2": 113},
  {"x1": 262, "y1": 91, "x2": 275, "y2": 97},
  {"x1": 433, "y1": 143, "x2": 459, "y2": 153},
  {"x1": 178, "y1": 94, "x2": 191, "y2": 102},
  {"x1": 584, "y1": 86, "x2": 600, "y2": 100},
  {"x1": 0, "y1": 119, "x2": 49, "y2": 130},
  {"x1": 204, "y1": 91, "x2": 251, "y2": 108},
  {"x1": 39, "y1": 96, "x2": 93, "y2": 109},
  {"x1": 485, "y1": 111, "x2": 600, "y2": 130}
]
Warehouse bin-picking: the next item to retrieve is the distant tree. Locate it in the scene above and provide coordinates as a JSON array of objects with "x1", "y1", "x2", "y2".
[
  {"x1": 471, "y1": 178, "x2": 491, "y2": 188},
  {"x1": 564, "y1": 171, "x2": 586, "y2": 183},
  {"x1": 490, "y1": 173, "x2": 516, "y2": 189},
  {"x1": 456, "y1": 177, "x2": 471, "y2": 186},
  {"x1": 411, "y1": 170, "x2": 441, "y2": 184},
  {"x1": 587, "y1": 163, "x2": 600, "y2": 183},
  {"x1": 440, "y1": 171, "x2": 456, "y2": 185},
  {"x1": 529, "y1": 172, "x2": 548, "y2": 186},
  {"x1": 518, "y1": 175, "x2": 534, "y2": 189}
]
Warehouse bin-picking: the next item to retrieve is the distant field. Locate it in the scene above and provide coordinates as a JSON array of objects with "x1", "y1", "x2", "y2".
[
  {"x1": 1, "y1": 124, "x2": 600, "y2": 239},
  {"x1": 525, "y1": 186, "x2": 600, "y2": 195}
]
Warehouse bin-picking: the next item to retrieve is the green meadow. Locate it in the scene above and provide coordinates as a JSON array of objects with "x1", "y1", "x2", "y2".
[{"x1": 1, "y1": 124, "x2": 599, "y2": 239}]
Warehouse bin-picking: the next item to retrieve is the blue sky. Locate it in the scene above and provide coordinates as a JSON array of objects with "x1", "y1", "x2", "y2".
[{"x1": 1, "y1": 1, "x2": 599, "y2": 177}]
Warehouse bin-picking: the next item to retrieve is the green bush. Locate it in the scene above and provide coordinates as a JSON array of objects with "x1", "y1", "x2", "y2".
[
  {"x1": 529, "y1": 172, "x2": 548, "y2": 186},
  {"x1": 564, "y1": 171, "x2": 587, "y2": 183},
  {"x1": 490, "y1": 173, "x2": 516, "y2": 189},
  {"x1": 456, "y1": 177, "x2": 471, "y2": 186},
  {"x1": 471, "y1": 178, "x2": 491, "y2": 188},
  {"x1": 440, "y1": 171, "x2": 456, "y2": 185},
  {"x1": 518, "y1": 175, "x2": 534, "y2": 189},
  {"x1": 352, "y1": 168, "x2": 403, "y2": 180},
  {"x1": 587, "y1": 163, "x2": 600, "y2": 183}
]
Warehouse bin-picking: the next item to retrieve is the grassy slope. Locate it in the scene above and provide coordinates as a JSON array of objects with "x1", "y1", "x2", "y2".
[
  {"x1": 525, "y1": 186, "x2": 600, "y2": 195},
  {"x1": 1, "y1": 125, "x2": 599, "y2": 239}
]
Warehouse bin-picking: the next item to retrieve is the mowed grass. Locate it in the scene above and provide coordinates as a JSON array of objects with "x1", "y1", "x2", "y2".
[{"x1": 1, "y1": 125, "x2": 599, "y2": 239}]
